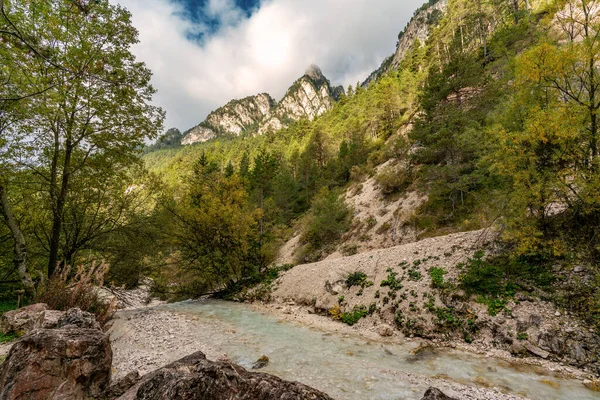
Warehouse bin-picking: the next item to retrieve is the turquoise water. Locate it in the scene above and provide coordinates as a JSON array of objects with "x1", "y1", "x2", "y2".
[{"x1": 159, "y1": 300, "x2": 600, "y2": 400}]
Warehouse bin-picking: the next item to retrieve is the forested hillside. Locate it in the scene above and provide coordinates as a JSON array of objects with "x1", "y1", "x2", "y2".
[{"x1": 2, "y1": 0, "x2": 600, "y2": 332}]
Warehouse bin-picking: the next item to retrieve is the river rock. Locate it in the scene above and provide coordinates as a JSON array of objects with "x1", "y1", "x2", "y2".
[
  {"x1": 116, "y1": 351, "x2": 334, "y2": 400},
  {"x1": 421, "y1": 387, "x2": 458, "y2": 400},
  {"x1": 377, "y1": 324, "x2": 394, "y2": 337},
  {"x1": 584, "y1": 379, "x2": 600, "y2": 392},
  {"x1": 0, "y1": 303, "x2": 49, "y2": 335},
  {"x1": 509, "y1": 341, "x2": 527, "y2": 356},
  {"x1": 251, "y1": 355, "x2": 270, "y2": 369},
  {"x1": 525, "y1": 342, "x2": 550, "y2": 359},
  {"x1": 0, "y1": 327, "x2": 112, "y2": 399}
]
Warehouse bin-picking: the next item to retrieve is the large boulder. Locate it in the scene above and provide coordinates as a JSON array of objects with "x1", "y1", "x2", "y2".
[
  {"x1": 0, "y1": 326, "x2": 112, "y2": 399},
  {"x1": 0, "y1": 303, "x2": 49, "y2": 335},
  {"x1": 116, "y1": 351, "x2": 334, "y2": 400}
]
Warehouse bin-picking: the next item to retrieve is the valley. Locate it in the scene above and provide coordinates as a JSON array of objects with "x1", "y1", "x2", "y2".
[{"x1": 2, "y1": 0, "x2": 600, "y2": 398}]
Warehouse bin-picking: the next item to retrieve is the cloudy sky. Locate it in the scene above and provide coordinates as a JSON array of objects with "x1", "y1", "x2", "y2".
[{"x1": 115, "y1": 0, "x2": 425, "y2": 132}]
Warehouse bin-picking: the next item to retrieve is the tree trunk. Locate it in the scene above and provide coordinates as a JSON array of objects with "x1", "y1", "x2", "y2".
[
  {"x1": 0, "y1": 182, "x2": 35, "y2": 297},
  {"x1": 511, "y1": 0, "x2": 519, "y2": 24},
  {"x1": 48, "y1": 138, "x2": 73, "y2": 277}
]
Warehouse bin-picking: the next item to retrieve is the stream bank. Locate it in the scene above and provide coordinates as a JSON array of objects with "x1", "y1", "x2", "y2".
[{"x1": 108, "y1": 300, "x2": 600, "y2": 400}]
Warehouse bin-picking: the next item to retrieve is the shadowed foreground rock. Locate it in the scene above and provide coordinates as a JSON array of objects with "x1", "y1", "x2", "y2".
[
  {"x1": 421, "y1": 387, "x2": 458, "y2": 400},
  {"x1": 116, "y1": 351, "x2": 334, "y2": 400},
  {"x1": 0, "y1": 309, "x2": 112, "y2": 400}
]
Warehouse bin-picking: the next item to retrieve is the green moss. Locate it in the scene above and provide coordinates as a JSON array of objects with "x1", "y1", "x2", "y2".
[{"x1": 0, "y1": 332, "x2": 18, "y2": 344}]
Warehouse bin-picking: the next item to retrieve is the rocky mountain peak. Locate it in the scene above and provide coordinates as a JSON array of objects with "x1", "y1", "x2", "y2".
[
  {"x1": 305, "y1": 64, "x2": 325, "y2": 82},
  {"x1": 182, "y1": 67, "x2": 343, "y2": 145},
  {"x1": 363, "y1": 0, "x2": 446, "y2": 86}
]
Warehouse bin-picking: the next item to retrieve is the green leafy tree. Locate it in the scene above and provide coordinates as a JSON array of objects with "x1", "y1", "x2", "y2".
[
  {"x1": 169, "y1": 161, "x2": 259, "y2": 292},
  {"x1": 1, "y1": 0, "x2": 164, "y2": 277},
  {"x1": 301, "y1": 188, "x2": 351, "y2": 253}
]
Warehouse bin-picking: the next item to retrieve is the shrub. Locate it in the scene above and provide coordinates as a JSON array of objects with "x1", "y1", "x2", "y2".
[
  {"x1": 429, "y1": 267, "x2": 447, "y2": 289},
  {"x1": 34, "y1": 261, "x2": 115, "y2": 326},
  {"x1": 408, "y1": 269, "x2": 422, "y2": 281},
  {"x1": 517, "y1": 332, "x2": 528, "y2": 341},
  {"x1": 381, "y1": 268, "x2": 403, "y2": 290},
  {"x1": 460, "y1": 251, "x2": 503, "y2": 296},
  {"x1": 375, "y1": 166, "x2": 412, "y2": 195},
  {"x1": 341, "y1": 305, "x2": 370, "y2": 325},
  {"x1": 341, "y1": 244, "x2": 359, "y2": 256},
  {"x1": 0, "y1": 332, "x2": 17, "y2": 343},
  {"x1": 346, "y1": 271, "x2": 368, "y2": 288},
  {"x1": 302, "y1": 188, "x2": 352, "y2": 251},
  {"x1": 375, "y1": 222, "x2": 392, "y2": 235}
]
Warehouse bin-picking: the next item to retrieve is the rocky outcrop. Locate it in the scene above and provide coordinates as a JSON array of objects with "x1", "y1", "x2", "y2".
[
  {"x1": 257, "y1": 65, "x2": 343, "y2": 136},
  {"x1": 182, "y1": 93, "x2": 276, "y2": 145},
  {"x1": 0, "y1": 304, "x2": 102, "y2": 338},
  {"x1": 363, "y1": 0, "x2": 446, "y2": 86},
  {"x1": 106, "y1": 371, "x2": 141, "y2": 400},
  {"x1": 0, "y1": 311, "x2": 112, "y2": 400},
  {"x1": 180, "y1": 125, "x2": 217, "y2": 145},
  {"x1": 182, "y1": 66, "x2": 343, "y2": 145},
  {"x1": 116, "y1": 351, "x2": 333, "y2": 400},
  {"x1": 0, "y1": 329, "x2": 112, "y2": 400}
]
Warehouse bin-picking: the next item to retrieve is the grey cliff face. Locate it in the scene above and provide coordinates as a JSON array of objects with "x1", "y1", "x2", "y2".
[
  {"x1": 182, "y1": 66, "x2": 343, "y2": 145},
  {"x1": 363, "y1": 0, "x2": 447, "y2": 86}
]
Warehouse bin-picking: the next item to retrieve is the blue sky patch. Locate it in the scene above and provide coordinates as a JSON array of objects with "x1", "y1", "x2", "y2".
[{"x1": 169, "y1": 0, "x2": 261, "y2": 42}]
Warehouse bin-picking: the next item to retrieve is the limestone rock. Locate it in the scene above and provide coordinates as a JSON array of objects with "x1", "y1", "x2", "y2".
[
  {"x1": 57, "y1": 307, "x2": 101, "y2": 330},
  {"x1": 0, "y1": 303, "x2": 49, "y2": 335},
  {"x1": 181, "y1": 125, "x2": 216, "y2": 145},
  {"x1": 377, "y1": 324, "x2": 394, "y2": 337},
  {"x1": 584, "y1": 379, "x2": 600, "y2": 392},
  {"x1": 182, "y1": 93, "x2": 276, "y2": 145},
  {"x1": 525, "y1": 342, "x2": 550, "y2": 359},
  {"x1": 363, "y1": 0, "x2": 446, "y2": 86},
  {"x1": 182, "y1": 67, "x2": 343, "y2": 144},
  {"x1": 421, "y1": 387, "x2": 458, "y2": 400},
  {"x1": 508, "y1": 341, "x2": 527, "y2": 356},
  {"x1": 0, "y1": 328, "x2": 112, "y2": 400},
  {"x1": 324, "y1": 280, "x2": 345, "y2": 295},
  {"x1": 116, "y1": 351, "x2": 333, "y2": 400},
  {"x1": 36, "y1": 309, "x2": 65, "y2": 330}
]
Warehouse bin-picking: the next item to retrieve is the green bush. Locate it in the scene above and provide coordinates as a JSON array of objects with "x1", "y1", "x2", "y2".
[
  {"x1": 460, "y1": 251, "x2": 503, "y2": 296},
  {"x1": 381, "y1": 268, "x2": 403, "y2": 290},
  {"x1": 375, "y1": 166, "x2": 412, "y2": 195},
  {"x1": 429, "y1": 267, "x2": 447, "y2": 289},
  {"x1": 346, "y1": 271, "x2": 368, "y2": 288},
  {"x1": 302, "y1": 188, "x2": 352, "y2": 251},
  {"x1": 408, "y1": 269, "x2": 422, "y2": 281},
  {"x1": 0, "y1": 332, "x2": 17, "y2": 343},
  {"x1": 341, "y1": 305, "x2": 369, "y2": 325}
]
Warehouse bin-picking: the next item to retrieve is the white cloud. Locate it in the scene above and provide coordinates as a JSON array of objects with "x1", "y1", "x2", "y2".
[{"x1": 116, "y1": 0, "x2": 425, "y2": 131}]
